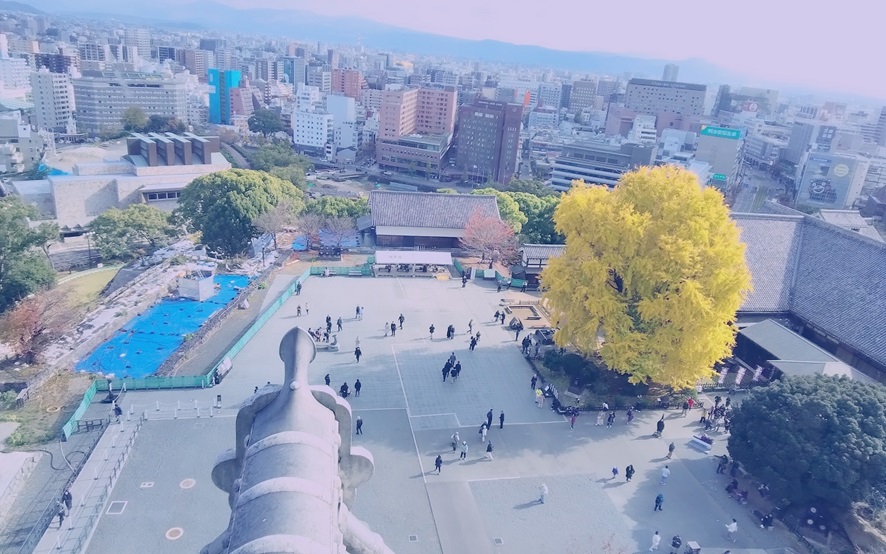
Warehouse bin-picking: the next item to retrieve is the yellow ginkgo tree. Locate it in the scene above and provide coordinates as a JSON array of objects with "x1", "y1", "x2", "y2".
[{"x1": 541, "y1": 166, "x2": 752, "y2": 388}]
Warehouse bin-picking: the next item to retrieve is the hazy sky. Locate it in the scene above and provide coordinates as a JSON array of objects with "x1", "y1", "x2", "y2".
[{"x1": 76, "y1": 0, "x2": 886, "y2": 98}]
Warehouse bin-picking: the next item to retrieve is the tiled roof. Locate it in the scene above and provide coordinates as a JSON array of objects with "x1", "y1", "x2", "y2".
[
  {"x1": 369, "y1": 191, "x2": 500, "y2": 229},
  {"x1": 733, "y1": 213, "x2": 803, "y2": 313},
  {"x1": 734, "y1": 204, "x2": 886, "y2": 368},
  {"x1": 521, "y1": 244, "x2": 565, "y2": 261}
]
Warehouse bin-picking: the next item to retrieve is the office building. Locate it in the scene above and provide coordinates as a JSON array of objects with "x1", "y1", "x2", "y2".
[
  {"x1": 8, "y1": 133, "x2": 229, "y2": 231},
  {"x1": 595, "y1": 78, "x2": 620, "y2": 100},
  {"x1": 73, "y1": 71, "x2": 188, "y2": 134},
  {"x1": 123, "y1": 28, "x2": 152, "y2": 59},
  {"x1": 109, "y1": 44, "x2": 139, "y2": 65},
  {"x1": 208, "y1": 68, "x2": 241, "y2": 125},
  {"x1": 537, "y1": 81, "x2": 562, "y2": 109},
  {"x1": 0, "y1": 112, "x2": 43, "y2": 172},
  {"x1": 694, "y1": 125, "x2": 743, "y2": 188},
  {"x1": 292, "y1": 110, "x2": 333, "y2": 155},
  {"x1": 183, "y1": 49, "x2": 213, "y2": 79},
  {"x1": 331, "y1": 69, "x2": 366, "y2": 100},
  {"x1": 33, "y1": 52, "x2": 78, "y2": 74},
  {"x1": 78, "y1": 43, "x2": 111, "y2": 64},
  {"x1": 744, "y1": 134, "x2": 787, "y2": 169},
  {"x1": 280, "y1": 57, "x2": 306, "y2": 86},
  {"x1": 662, "y1": 64, "x2": 679, "y2": 82},
  {"x1": 455, "y1": 99, "x2": 522, "y2": 184},
  {"x1": 199, "y1": 38, "x2": 226, "y2": 52},
  {"x1": 376, "y1": 85, "x2": 457, "y2": 177},
  {"x1": 550, "y1": 141, "x2": 657, "y2": 191},
  {"x1": 0, "y1": 56, "x2": 30, "y2": 89},
  {"x1": 326, "y1": 94, "x2": 358, "y2": 162},
  {"x1": 30, "y1": 69, "x2": 75, "y2": 133},
  {"x1": 624, "y1": 78, "x2": 706, "y2": 116},
  {"x1": 157, "y1": 46, "x2": 179, "y2": 64},
  {"x1": 569, "y1": 79, "x2": 597, "y2": 111},
  {"x1": 361, "y1": 88, "x2": 383, "y2": 113},
  {"x1": 877, "y1": 106, "x2": 886, "y2": 147},
  {"x1": 796, "y1": 153, "x2": 869, "y2": 210},
  {"x1": 307, "y1": 68, "x2": 331, "y2": 93},
  {"x1": 713, "y1": 85, "x2": 779, "y2": 117}
]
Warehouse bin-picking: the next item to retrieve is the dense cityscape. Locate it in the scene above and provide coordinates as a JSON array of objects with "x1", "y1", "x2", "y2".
[{"x1": 0, "y1": 2, "x2": 884, "y2": 554}]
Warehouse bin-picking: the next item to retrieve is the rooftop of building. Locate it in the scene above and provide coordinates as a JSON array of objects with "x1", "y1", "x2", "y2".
[
  {"x1": 627, "y1": 78, "x2": 706, "y2": 91},
  {"x1": 369, "y1": 190, "x2": 500, "y2": 229},
  {"x1": 733, "y1": 203, "x2": 886, "y2": 368},
  {"x1": 817, "y1": 209, "x2": 883, "y2": 242}
]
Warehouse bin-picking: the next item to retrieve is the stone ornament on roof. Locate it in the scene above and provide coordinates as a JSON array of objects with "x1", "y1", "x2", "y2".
[{"x1": 202, "y1": 326, "x2": 392, "y2": 554}]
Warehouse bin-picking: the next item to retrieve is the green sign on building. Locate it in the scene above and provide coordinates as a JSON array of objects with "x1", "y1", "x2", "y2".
[
  {"x1": 712, "y1": 173, "x2": 728, "y2": 181},
  {"x1": 700, "y1": 126, "x2": 742, "y2": 140}
]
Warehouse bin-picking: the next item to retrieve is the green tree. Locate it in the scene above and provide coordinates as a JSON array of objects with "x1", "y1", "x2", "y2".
[
  {"x1": 121, "y1": 106, "x2": 148, "y2": 132},
  {"x1": 249, "y1": 143, "x2": 312, "y2": 172},
  {"x1": 248, "y1": 109, "x2": 285, "y2": 137},
  {"x1": 177, "y1": 169, "x2": 305, "y2": 257},
  {"x1": 435, "y1": 188, "x2": 458, "y2": 194},
  {"x1": 269, "y1": 165, "x2": 308, "y2": 190},
  {"x1": 728, "y1": 375, "x2": 886, "y2": 510},
  {"x1": 0, "y1": 197, "x2": 57, "y2": 313},
  {"x1": 472, "y1": 187, "x2": 527, "y2": 233},
  {"x1": 144, "y1": 115, "x2": 187, "y2": 134},
  {"x1": 504, "y1": 178, "x2": 558, "y2": 197},
  {"x1": 508, "y1": 192, "x2": 563, "y2": 244},
  {"x1": 305, "y1": 196, "x2": 369, "y2": 218},
  {"x1": 90, "y1": 204, "x2": 177, "y2": 261},
  {"x1": 542, "y1": 166, "x2": 751, "y2": 387}
]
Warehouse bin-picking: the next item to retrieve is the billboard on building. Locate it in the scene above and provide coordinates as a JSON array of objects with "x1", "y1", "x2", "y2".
[{"x1": 797, "y1": 155, "x2": 858, "y2": 209}]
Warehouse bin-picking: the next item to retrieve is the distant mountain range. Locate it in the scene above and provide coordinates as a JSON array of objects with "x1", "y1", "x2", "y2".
[{"x1": 18, "y1": 0, "x2": 739, "y2": 84}]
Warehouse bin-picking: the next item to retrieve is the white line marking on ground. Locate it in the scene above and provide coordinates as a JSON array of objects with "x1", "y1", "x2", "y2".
[{"x1": 391, "y1": 345, "x2": 426, "y2": 482}]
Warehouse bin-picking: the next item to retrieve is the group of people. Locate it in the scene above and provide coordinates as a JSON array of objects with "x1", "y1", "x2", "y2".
[
  {"x1": 700, "y1": 395, "x2": 732, "y2": 433},
  {"x1": 383, "y1": 314, "x2": 406, "y2": 337},
  {"x1": 441, "y1": 352, "x2": 463, "y2": 382},
  {"x1": 334, "y1": 377, "x2": 362, "y2": 399}
]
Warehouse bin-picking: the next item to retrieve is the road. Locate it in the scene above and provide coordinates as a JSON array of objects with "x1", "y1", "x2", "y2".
[
  {"x1": 221, "y1": 143, "x2": 250, "y2": 169},
  {"x1": 731, "y1": 167, "x2": 782, "y2": 214}
]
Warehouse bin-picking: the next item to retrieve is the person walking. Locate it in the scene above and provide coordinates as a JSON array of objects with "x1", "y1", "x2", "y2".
[
  {"x1": 660, "y1": 465, "x2": 671, "y2": 485},
  {"x1": 515, "y1": 327, "x2": 521, "y2": 341},
  {"x1": 485, "y1": 441, "x2": 494, "y2": 461},
  {"x1": 537, "y1": 389, "x2": 545, "y2": 408},
  {"x1": 530, "y1": 375, "x2": 537, "y2": 390},
  {"x1": 449, "y1": 352, "x2": 457, "y2": 367},
  {"x1": 626, "y1": 408, "x2": 635, "y2": 424},
  {"x1": 56, "y1": 501, "x2": 66, "y2": 528},
  {"x1": 666, "y1": 442, "x2": 675, "y2": 459},
  {"x1": 390, "y1": 322, "x2": 397, "y2": 337},
  {"x1": 354, "y1": 346, "x2": 362, "y2": 363},
  {"x1": 475, "y1": 331, "x2": 481, "y2": 344},
  {"x1": 500, "y1": 313, "x2": 506, "y2": 324},
  {"x1": 337, "y1": 317, "x2": 343, "y2": 332},
  {"x1": 442, "y1": 366, "x2": 450, "y2": 382},
  {"x1": 611, "y1": 466, "x2": 619, "y2": 480},
  {"x1": 354, "y1": 379, "x2": 362, "y2": 397},
  {"x1": 453, "y1": 361, "x2": 462, "y2": 380},
  {"x1": 717, "y1": 455, "x2": 729, "y2": 474},
  {"x1": 398, "y1": 314, "x2": 405, "y2": 329},
  {"x1": 469, "y1": 336, "x2": 477, "y2": 351},
  {"x1": 451, "y1": 431, "x2": 460, "y2": 451},
  {"x1": 486, "y1": 409, "x2": 494, "y2": 430},
  {"x1": 297, "y1": 305, "x2": 302, "y2": 317},
  {"x1": 384, "y1": 322, "x2": 389, "y2": 337},
  {"x1": 355, "y1": 336, "x2": 361, "y2": 349},
  {"x1": 596, "y1": 411, "x2": 605, "y2": 426},
  {"x1": 355, "y1": 416, "x2": 363, "y2": 434},
  {"x1": 296, "y1": 281, "x2": 302, "y2": 295},
  {"x1": 460, "y1": 440, "x2": 468, "y2": 460},
  {"x1": 114, "y1": 403, "x2": 123, "y2": 422},
  {"x1": 429, "y1": 324, "x2": 435, "y2": 340},
  {"x1": 62, "y1": 489, "x2": 72, "y2": 511},
  {"x1": 655, "y1": 415, "x2": 665, "y2": 437},
  {"x1": 654, "y1": 493, "x2": 664, "y2": 511},
  {"x1": 570, "y1": 412, "x2": 578, "y2": 429},
  {"x1": 499, "y1": 411, "x2": 505, "y2": 429},
  {"x1": 325, "y1": 373, "x2": 331, "y2": 387},
  {"x1": 606, "y1": 411, "x2": 616, "y2": 427},
  {"x1": 305, "y1": 302, "x2": 309, "y2": 315},
  {"x1": 650, "y1": 531, "x2": 661, "y2": 551},
  {"x1": 538, "y1": 483, "x2": 549, "y2": 504},
  {"x1": 479, "y1": 423, "x2": 488, "y2": 442},
  {"x1": 468, "y1": 319, "x2": 473, "y2": 334},
  {"x1": 355, "y1": 306, "x2": 360, "y2": 319},
  {"x1": 494, "y1": 310, "x2": 501, "y2": 322},
  {"x1": 435, "y1": 455, "x2": 443, "y2": 474},
  {"x1": 725, "y1": 519, "x2": 738, "y2": 542},
  {"x1": 625, "y1": 464, "x2": 635, "y2": 482}
]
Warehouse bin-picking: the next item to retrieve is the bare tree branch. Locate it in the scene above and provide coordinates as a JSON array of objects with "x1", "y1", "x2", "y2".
[{"x1": 460, "y1": 209, "x2": 519, "y2": 268}]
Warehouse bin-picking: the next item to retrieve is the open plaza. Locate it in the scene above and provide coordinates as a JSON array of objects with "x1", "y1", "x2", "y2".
[{"x1": 31, "y1": 274, "x2": 798, "y2": 554}]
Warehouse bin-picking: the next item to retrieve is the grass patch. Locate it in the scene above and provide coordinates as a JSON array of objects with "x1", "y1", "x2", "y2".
[
  {"x1": 0, "y1": 371, "x2": 94, "y2": 449},
  {"x1": 56, "y1": 266, "x2": 121, "y2": 309}
]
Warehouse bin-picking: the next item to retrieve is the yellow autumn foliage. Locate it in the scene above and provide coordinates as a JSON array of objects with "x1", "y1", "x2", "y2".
[{"x1": 541, "y1": 166, "x2": 752, "y2": 388}]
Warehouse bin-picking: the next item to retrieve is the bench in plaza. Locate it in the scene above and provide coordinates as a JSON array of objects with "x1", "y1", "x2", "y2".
[
  {"x1": 77, "y1": 418, "x2": 106, "y2": 433},
  {"x1": 689, "y1": 435, "x2": 713, "y2": 452}
]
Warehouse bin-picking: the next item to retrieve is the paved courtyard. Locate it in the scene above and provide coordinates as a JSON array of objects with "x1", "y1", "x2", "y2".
[{"x1": 84, "y1": 276, "x2": 799, "y2": 553}]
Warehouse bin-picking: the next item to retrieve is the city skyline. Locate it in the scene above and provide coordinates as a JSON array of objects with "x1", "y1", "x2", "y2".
[{"x1": 38, "y1": 0, "x2": 884, "y2": 100}]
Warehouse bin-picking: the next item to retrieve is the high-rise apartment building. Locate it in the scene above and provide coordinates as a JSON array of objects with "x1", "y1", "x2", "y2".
[
  {"x1": 0, "y1": 56, "x2": 31, "y2": 89},
  {"x1": 662, "y1": 64, "x2": 679, "y2": 82},
  {"x1": 208, "y1": 69, "x2": 241, "y2": 125},
  {"x1": 331, "y1": 69, "x2": 366, "y2": 100},
  {"x1": 569, "y1": 79, "x2": 597, "y2": 111},
  {"x1": 624, "y1": 78, "x2": 706, "y2": 116},
  {"x1": 30, "y1": 69, "x2": 75, "y2": 133},
  {"x1": 376, "y1": 85, "x2": 457, "y2": 177},
  {"x1": 537, "y1": 81, "x2": 562, "y2": 109},
  {"x1": 183, "y1": 49, "x2": 213, "y2": 80},
  {"x1": 33, "y1": 52, "x2": 78, "y2": 74},
  {"x1": 326, "y1": 94, "x2": 358, "y2": 162},
  {"x1": 694, "y1": 125, "x2": 744, "y2": 188},
  {"x1": 123, "y1": 28, "x2": 152, "y2": 60},
  {"x1": 455, "y1": 99, "x2": 522, "y2": 184},
  {"x1": 78, "y1": 43, "x2": 111, "y2": 63},
  {"x1": 73, "y1": 71, "x2": 188, "y2": 134}
]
